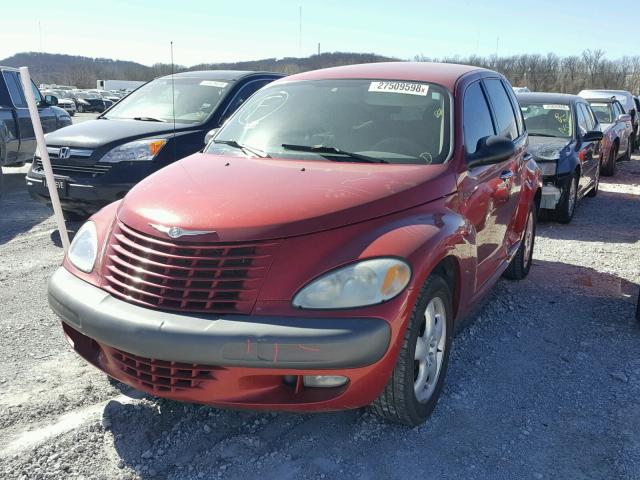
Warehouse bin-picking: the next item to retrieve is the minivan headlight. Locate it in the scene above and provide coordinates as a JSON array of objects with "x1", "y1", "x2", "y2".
[
  {"x1": 292, "y1": 258, "x2": 411, "y2": 309},
  {"x1": 68, "y1": 221, "x2": 98, "y2": 273},
  {"x1": 101, "y1": 138, "x2": 167, "y2": 163}
]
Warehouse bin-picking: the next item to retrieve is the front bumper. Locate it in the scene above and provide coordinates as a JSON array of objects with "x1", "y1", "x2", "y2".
[
  {"x1": 48, "y1": 268, "x2": 391, "y2": 370},
  {"x1": 25, "y1": 162, "x2": 154, "y2": 214}
]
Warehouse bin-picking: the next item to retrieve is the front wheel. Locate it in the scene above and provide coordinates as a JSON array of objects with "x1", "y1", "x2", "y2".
[
  {"x1": 371, "y1": 274, "x2": 453, "y2": 426},
  {"x1": 504, "y1": 204, "x2": 536, "y2": 280}
]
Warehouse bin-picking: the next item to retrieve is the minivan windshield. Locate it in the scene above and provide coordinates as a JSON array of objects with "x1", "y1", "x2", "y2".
[
  {"x1": 102, "y1": 77, "x2": 232, "y2": 124},
  {"x1": 520, "y1": 103, "x2": 573, "y2": 138},
  {"x1": 206, "y1": 79, "x2": 452, "y2": 164}
]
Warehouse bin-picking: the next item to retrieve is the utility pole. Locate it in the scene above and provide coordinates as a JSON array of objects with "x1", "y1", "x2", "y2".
[{"x1": 317, "y1": 43, "x2": 320, "y2": 55}]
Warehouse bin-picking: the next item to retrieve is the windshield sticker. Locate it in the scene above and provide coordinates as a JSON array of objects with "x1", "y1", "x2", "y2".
[
  {"x1": 543, "y1": 104, "x2": 570, "y2": 111},
  {"x1": 200, "y1": 80, "x2": 228, "y2": 88},
  {"x1": 368, "y1": 81, "x2": 429, "y2": 96},
  {"x1": 591, "y1": 103, "x2": 608, "y2": 107}
]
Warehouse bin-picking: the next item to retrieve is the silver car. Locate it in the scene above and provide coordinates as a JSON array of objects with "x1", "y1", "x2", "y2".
[{"x1": 579, "y1": 89, "x2": 638, "y2": 151}]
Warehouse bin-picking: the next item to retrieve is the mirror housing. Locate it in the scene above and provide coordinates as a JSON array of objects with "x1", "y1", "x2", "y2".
[
  {"x1": 45, "y1": 94, "x2": 58, "y2": 106},
  {"x1": 204, "y1": 128, "x2": 219, "y2": 146},
  {"x1": 467, "y1": 135, "x2": 515, "y2": 168},
  {"x1": 617, "y1": 113, "x2": 632, "y2": 123},
  {"x1": 582, "y1": 130, "x2": 603, "y2": 142}
]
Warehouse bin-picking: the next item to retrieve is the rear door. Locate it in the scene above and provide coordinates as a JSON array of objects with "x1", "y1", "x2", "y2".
[
  {"x1": 458, "y1": 78, "x2": 524, "y2": 290},
  {"x1": 2, "y1": 70, "x2": 29, "y2": 162}
]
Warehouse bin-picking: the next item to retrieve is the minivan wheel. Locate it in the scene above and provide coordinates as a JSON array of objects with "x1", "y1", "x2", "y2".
[
  {"x1": 555, "y1": 173, "x2": 578, "y2": 224},
  {"x1": 371, "y1": 274, "x2": 452, "y2": 426},
  {"x1": 504, "y1": 204, "x2": 536, "y2": 280}
]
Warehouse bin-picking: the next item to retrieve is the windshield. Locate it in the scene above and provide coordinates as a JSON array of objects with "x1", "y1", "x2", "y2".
[
  {"x1": 589, "y1": 102, "x2": 614, "y2": 124},
  {"x1": 102, "y1": 77, "x2": 231, "y2": 124},
  {"x1": 206, "y1": 79, "x2": 452, "y2": 164},
  {"x1": 520, "y1": 103, "x2": 573, "y2": 138}
]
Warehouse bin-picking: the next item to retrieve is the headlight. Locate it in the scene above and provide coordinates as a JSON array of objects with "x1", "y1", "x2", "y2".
[
  {"x1": 292, "y1": 258, "x2": 411, "y2": 309},
  {"x1": 68, "y1": 221, "x2": 98, "y2": 273},
  {"x1": 537, "y1": 160, "x2": 557, "y2": 176},
  {"x1": 101, "y1": 139, "x2": 167, "y2": 163}
]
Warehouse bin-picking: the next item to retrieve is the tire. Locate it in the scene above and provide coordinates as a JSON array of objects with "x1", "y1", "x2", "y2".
[
  {"x1": 555, "y1": 173, "x2": 578, "y2": 224},
  {"x1": 601, "y1": 146, "x2": 617, "y2": 177},
  {"x1": 504, "y1": 204, "x2": 536, "y2": 280},
  {"x1": 621, "y1": 139, "x2": 631, "y2": 161},
  {"x1": 371, "y1": 274, "x2": 453, "y2": 426},
  {"x1": 586, "y1": 163, "x2": 599, "y2": 198}
]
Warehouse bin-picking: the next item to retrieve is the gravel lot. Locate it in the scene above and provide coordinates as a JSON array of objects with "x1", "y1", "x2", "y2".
[{"x1": 0, "y1": 146, "x2": 639, "y2": 479}]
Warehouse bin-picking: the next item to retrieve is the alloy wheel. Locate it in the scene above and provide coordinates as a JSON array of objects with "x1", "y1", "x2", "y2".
[{"x1": 414, "y1": 297, "x2": 447, "y2": 403}]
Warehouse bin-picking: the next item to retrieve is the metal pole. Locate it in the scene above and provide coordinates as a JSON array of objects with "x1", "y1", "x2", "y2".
[{"x1": 19, "y1": 66, "x2": 70, "y2": 251}]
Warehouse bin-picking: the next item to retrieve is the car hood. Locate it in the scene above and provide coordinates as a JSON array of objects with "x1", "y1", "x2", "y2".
[
  {"x1": 44, "y1": 119, "x2": 191, "y2": 148},
  {"x1": 117, "y1": 153, "x2": 457, "y2": 242},
  {"x1": 528, "y1": 136, "x2": 571, "y2": 161}
]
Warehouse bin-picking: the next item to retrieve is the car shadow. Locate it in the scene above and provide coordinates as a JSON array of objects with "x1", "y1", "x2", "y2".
[
  {"x1": 536, "y1": 184, "x2": 639, "y2": 244},
  {"x1": 100, "y1": 257, "x2": 639, "y2": 480},
  {"x1": 0, "y1": 166, "x2": 54, "y2": 245}
]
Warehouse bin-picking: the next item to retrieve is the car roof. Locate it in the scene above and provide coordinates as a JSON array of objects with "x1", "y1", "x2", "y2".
[
  {"x1": 163, "y1": 70, "x2": 283, "y2": 81},
  {"x1": 516, "y1": 92, "x2": 583, "y2": 104},
  {"x1": 0, "y1": 65, "x2": 19, "y2": 72},
  {"x1": 582, "y1": 97, "x2": 617, "y2": 104},
  {"x1": 274, "y1": 62, "x2": 490, "y2": 90}
]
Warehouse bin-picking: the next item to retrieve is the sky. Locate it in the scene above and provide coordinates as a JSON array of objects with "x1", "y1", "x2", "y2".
[{"x1": 1, "y1": 0, "x2": 637, "y2": 66}]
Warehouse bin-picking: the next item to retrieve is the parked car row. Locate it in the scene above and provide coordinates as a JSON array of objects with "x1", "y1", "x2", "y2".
[{"x1": 2, "y1": 61, "x2": 637, "y2": 426}]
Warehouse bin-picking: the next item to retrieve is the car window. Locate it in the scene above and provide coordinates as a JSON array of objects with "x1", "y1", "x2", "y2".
[
  {"x1": 103, "y1": 77, "x2": 233, "y2": 124},
  {"x1": 463, "y1": 81, "x2": 496, "y2": 156},
  {"x1": 226, "y1": 80, "x2": 272, "y2": 116},
  {"x1": 483, "y1": 78, "x2": 518, "y2": 140},
  {"x1": 612, "y1": 102, "x2": 622, "y2": 117},
  {"x1": 576, "y1": 104, "x2": 589, "y2": 136},
  {"x1": 578, "y1": 103, "x2": 595, "y2": 131},
  {"x1": 520, "y1": 103, "x2": 572, "y2": 139},
  {"x1": 502, "y1": 80, "x2": 524, "y2": 136},
  {"x1": 30, "y1": 80, "x2": 43, "y2": 105},
  {"x1": 207, "y1": 79, "x2": 452, "y2": 165},
  {"x1": 589, "y1": 102, "x2": 614, "y2": 124},
  {"x1": 3, "y1": 71, "x2": 27, "y2": 107}
]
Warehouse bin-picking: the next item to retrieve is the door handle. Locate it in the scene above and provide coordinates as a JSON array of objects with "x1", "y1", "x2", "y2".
[{"x1": 500, "y1": 171, "x2": 514, "y2": 181}]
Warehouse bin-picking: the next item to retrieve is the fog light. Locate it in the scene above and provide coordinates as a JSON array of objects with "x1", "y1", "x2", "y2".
[{"x1": 302, "y1": 375, "x2": 348, "y2": 388}]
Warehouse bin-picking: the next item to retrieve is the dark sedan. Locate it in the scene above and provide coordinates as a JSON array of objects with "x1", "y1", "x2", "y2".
[
  {"x1": 518, "y1": 92, "x2": 603, "y2": 223},
  {"x1": 26, "y1": 70, "x2": 283, "y2": 219}
]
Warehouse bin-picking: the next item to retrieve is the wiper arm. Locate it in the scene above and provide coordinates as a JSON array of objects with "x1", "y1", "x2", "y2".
[
  {"x1": 213, "y1": 140, "x2": 270, "y2": 158},
  {"x1": 132, "y1": 116, "x2": 166, "y2": 122},
  {"x1": 281, "y1": 144, "x2": 387, "y2": 164}
]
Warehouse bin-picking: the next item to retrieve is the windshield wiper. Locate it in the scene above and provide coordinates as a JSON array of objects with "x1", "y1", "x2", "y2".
[
  {"x1": 132, "y1": 116, "x2": 166, "y2": 122},
  {"x1": 281, "y1": 144, "x2": 387, "y2": 164},
  {"x1": 528, "y1": 133, "x2": 561, "y2": 138},
  {"x1": 213, "y1": 140, "x2": 270, "y2": 158}
]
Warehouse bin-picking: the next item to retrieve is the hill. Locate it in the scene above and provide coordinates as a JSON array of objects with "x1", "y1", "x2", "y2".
[{"x1": 0, "y1": 52, "x2": 396, "y2": 88}]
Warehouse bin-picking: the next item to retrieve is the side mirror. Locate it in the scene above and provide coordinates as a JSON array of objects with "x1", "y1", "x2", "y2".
[
  {"x1": 45, "y1": 94, "x2": 58, "y2": 106},
  {"x1": 582, "y1": 130, "x2": 603, "y2": 142},
  {"x1": 467, "y1": 135, "x2": 515, "y2": 168},
  {"x1": 617, "y1": 113, "x2": 632, "y2": 123},
  {"x1": 204, "y1": 128, "x2": 219, "y2": 145}
]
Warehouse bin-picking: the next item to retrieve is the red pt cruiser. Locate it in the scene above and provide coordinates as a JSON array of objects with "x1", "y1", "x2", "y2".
[{"x1": 48, "y1": 63, "x2": 541, "y2": 426}]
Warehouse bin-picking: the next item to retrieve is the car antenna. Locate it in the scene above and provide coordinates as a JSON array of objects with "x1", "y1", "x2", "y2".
[{"x1": 171, "y1": 40, "x2": 176, "y2": 161}]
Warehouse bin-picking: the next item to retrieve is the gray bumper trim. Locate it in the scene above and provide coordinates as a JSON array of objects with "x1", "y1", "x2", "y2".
[{"x1": 48, "y1": 268, "x2": 391, "y2": 369}]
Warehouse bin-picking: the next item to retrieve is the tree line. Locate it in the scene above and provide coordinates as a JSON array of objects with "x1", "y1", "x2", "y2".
[
  {"x1": 2, "y1": 50, "x2": 639, "y2": 95},
  {"x1": 415, "y1": 49, "x2": 640, "y2": 95}
]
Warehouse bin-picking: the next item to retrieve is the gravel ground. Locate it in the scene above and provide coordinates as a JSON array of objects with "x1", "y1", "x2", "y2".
[{"x1": 0, "y1": 153, "x2": 639, "y2": 480}]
